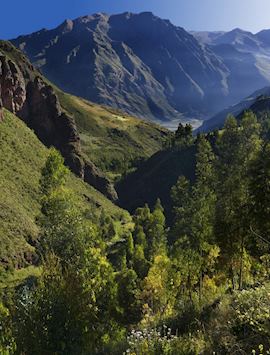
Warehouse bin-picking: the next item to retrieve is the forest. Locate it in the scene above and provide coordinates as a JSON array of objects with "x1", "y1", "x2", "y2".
[{"x1": 1, "y1": 111, "x2": 270, "y2": 354}]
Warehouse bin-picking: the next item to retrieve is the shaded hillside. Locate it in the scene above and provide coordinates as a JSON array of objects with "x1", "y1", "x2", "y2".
[
  {"x1": 0, "y1": 109, "x2": 128, "y2": 269},
  {"x1": 197, "y1": 87, "x2": 270, "y2": 132},
  {"x1": 12, "y1": 12, "x2": 229, "y2": 122},
  {"x1": 243, "y1": 94, "x2": 270, "y2": 121},
  {"x1": 116, "y1": 145, "x2": 196, "y2": 217}
]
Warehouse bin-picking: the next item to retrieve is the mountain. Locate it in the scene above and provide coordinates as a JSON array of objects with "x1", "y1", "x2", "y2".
[
  {"x1": 0, "y1": 40, "x2": 167, "y2": 200},
  {"x1": 190, "y1": 31, "x2": 226, "y2": 45},
  {"x1": 11, "y1": 12, "x2": 230, "y2": 123},
  {"x1": 0, "y1": 40, "x2": 167, "y2": 269},
  {"x1": 193, "y1": 28, "x2": 270, "y2": 109},
  {"x1": 0, "y1": 40, "x2": 118, "y2": 200},
  {"x1": 197, "y1": 86, "x2": 270, "y2": 132}
]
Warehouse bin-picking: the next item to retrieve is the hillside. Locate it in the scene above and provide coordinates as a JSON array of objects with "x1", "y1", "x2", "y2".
[
  {"x1": 0, "y1": 40, "x2": 168, "y2": 196},
  {"x1": 117, "y1": 145, "x2": 196, "y2": 217},
  {"x1": 197, "y1": 86, "x2": 270, "y2": 132},
  {"x1": 0, "y1": 109, "x2": 128, "y2": 269},
  {"x1": 56, "y1": 90, "x2": 169, "y2": 179},
  {"x1": 11, "y1": 12, "x2": 229, "y2": 122}
]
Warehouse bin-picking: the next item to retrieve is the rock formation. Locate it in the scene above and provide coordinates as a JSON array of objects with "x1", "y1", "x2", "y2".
[{"x1": 0, "y1": 40, "x2": 117, "y2": 201}]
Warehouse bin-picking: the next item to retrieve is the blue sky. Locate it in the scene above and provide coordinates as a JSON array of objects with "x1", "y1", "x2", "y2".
[{"x1": 1, "y1": 0, "x2": 270, "y2": 39}]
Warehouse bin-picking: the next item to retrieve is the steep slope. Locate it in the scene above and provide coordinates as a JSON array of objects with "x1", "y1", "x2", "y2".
[
  {"x1": 0, "y1": 40, "x2": 168, "y2": 199},
  {"x1": 11, "y1": 12, "x2": 229, "y2": 122},
  {"x1": 0, "y1": 40, "x2": 117, "y2": 200},
  {"x1": 116, "y1": 145, "x2": 196, "y2": 218},
  {"x1": 56, "y1": 90, "x2": 169, "y2": 179},
  {"x1": 0, "y1": 109, "x2": 127, "y2": 269},
  {"x1": 197, "y1": 86, "x2": 270, "y2": 132}
]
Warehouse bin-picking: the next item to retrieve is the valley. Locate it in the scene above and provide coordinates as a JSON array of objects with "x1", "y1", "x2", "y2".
[{"x1": 2, "y1": 7, "x2": 270, "y2": 355}]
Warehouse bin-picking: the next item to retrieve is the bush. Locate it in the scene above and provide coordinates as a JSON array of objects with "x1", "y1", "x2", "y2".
[{"x1": 209, "y1": 284, "x2": 270, "y2": 353}]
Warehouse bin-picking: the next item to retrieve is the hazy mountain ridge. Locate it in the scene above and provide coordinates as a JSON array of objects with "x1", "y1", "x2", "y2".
[
  {"x1": 197, "y1": 86, "x2": 270, "y2": 132},
  {"x1": 193, "y1": 28, "x2": 270, "y2": 108}
]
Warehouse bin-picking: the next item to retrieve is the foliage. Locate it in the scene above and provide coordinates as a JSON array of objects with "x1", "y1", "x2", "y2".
[
  {"x1": 209, "y1": 284, "x2": 270, "y2": 354},
  {"x1": 0, "y1": 299, "x2": 15, "y2": 354},
  {"x1": 3, "y1": 109, "x2": 270, "y2": 354},
  {"x1": 124, "y1": 327, "x2": 206, "y2": 355}
]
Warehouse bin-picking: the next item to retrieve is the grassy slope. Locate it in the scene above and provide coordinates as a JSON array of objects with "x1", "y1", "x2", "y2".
[
  {"x1": 57, "y1": 90, "x2": 169, "y2": 179},
  {"x1": 0, "y1": 109, "x2": 129, "y2": 269}
]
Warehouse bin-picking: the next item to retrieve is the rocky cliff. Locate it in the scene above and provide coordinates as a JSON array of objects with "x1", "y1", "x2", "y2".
[{"x1": 0, "y1": 41, "x2": 117, "y2": 201}]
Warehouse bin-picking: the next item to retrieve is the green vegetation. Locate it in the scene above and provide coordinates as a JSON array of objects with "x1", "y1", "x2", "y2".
[
  {"x1": 3, "y1": 110, "x2": 270, "y2": 354},
  {"x1": 0, "y1": 109, "x2": 129, "y2": 271},
  {"x1": 57, "y1": 91, "x2": 169, "y2": 179}
]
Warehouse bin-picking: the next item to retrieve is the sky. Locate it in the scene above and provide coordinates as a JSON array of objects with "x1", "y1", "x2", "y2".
[{"x1": 1, "y1": 0, "x2": 270, "y2": 39}]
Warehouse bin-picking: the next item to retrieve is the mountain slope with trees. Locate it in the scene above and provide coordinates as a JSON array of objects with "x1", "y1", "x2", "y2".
[
  {"x1": 0, "y1": 109, "x2": 128, "y2": 271},
  {"x1": 2, "y1": 110, "x2": 270, "y2": 354}
]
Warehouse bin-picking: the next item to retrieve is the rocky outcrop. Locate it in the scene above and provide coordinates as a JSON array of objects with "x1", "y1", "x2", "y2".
[{"x1": 0, "y1": 41, "x2": 117, "y2": 201}]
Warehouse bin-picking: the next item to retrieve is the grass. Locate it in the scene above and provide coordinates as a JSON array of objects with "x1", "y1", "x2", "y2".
[
  {"x1": 0, "y1": 266, "x2": 42, "y2": 289},
  {"x1": 57, "y1": 91, "x2": 169, "y2": 179},
  {"x1": 0, "y1": 109, "x2": 130, "y2": 268}
]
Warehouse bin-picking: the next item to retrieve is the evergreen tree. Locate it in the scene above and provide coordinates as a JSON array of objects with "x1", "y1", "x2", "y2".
[
  {"x1": 249, "y1": 142, "x2": 270, "y2": 248},
  {"x1": 116, "y1": 268, "x2": 141, "y2": 325},
  {"x1": 170, "y1": 176, "x2": 191, "y2": 242},
  {"x1": 215, "y1": 113, "x2": 261, "y2": 289}
]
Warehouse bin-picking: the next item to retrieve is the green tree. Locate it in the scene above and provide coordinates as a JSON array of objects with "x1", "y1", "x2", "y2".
[
  {"x1": 38, "y1": 148, "x2": 98, "y2": 265},
  {"x1": 171, "y1": 136, "x2": 217, "y2": 303},
  {"x1": 0, "y1": 298, "x2": 15, "y2": 355},
  {"x1": 215, "y1": 113, "x2": 261, "y2": 289},
  {"x1": 173, "y1": 123, "x2": 193, "y2": 148},
  {"x1": 133, "y1": 225, "x2": 148, "y2": 251},
  {"x1": 133, "y1": 244, "x2": 149, "y2": 279},
  {"x1": 170, "y1": 176, "x2": 191, "y2": 243},
  {"x1": 189, "y1": 136, "x2": 217, "y2": 302},
  {"x1": 249, "y1": 142, "x2": 270, "y2": 250},
  {"x1": 13, "y1": 251, "x2": 120, "y2": 355},
  {"x1": 40, "y1": 147, "x2": 69, "y2": 196},
  {"x1": 148, "y1": 199, "x2": 167, "y2": 258},
  {"x1": 116, "y1": 268, "x2": 141, "y2": 325}
]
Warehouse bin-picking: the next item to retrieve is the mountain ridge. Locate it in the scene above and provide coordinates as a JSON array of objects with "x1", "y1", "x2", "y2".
[{"x1": 11, "y1": 12, "x2": 232, "y2": 123}]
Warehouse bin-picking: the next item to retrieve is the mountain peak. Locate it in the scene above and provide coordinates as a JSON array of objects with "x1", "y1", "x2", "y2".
[{"x1": 57, "y1": 19, "x2": 74, "y2": 33}]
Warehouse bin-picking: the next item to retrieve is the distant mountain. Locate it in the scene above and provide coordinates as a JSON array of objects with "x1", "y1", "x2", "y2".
[
  {"x1": 193, "y1": 28, "x2": 270, "y2": 110},
  {"x1": 197, "y1": 86, "x2": 270, "y2": 132},
  {"x1": 190, "y1": 31, "x2": 226, "y2": 45},
  {"x1": 11, "y1": 12, "x2": 231, "y2": 123}
]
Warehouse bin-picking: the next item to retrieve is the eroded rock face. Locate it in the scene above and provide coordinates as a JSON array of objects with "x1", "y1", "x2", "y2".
[{"x1": 0, "y1": 41, "x2": 117, "y2": 201}]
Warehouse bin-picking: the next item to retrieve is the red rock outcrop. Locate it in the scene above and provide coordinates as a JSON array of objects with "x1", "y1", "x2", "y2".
[{"x1": 0, "y1": 41, "x2": 117, "y2": 201}]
